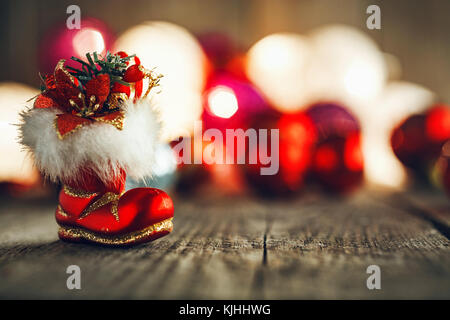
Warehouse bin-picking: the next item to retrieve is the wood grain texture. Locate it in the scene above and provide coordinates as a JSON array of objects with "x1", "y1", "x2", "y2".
[{"x1": 0, "y1": 190, "x2": 449, "y2": 299}]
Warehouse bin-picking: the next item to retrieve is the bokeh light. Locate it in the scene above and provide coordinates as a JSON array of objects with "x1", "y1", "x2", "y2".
[
  {"x1": 207, "y1": 86, "x2": 239, "y2": 119},
  {"x1": 246, "y1": 33, "x2": 313, "y2": 112},
  {"x1": 0, "y1": 82, "x2": 39, "y2": 185},
  {"x1": 307, "y1": 25, "x2": 387, "y2": 112},
  {"x1": 202, "y1": 73, "x2": 270, "y2": 133},
  {"x1": 425, "y1": 104, "x2": 450, "y2": 142},
  {"x1": 72, "y1": 28, "x2": 105, "y2": 57},
  {"x1": 39, "y1": 18, "x2": 114, "y2": 74},
  {"x1": 363, "y1": 82, "x2": 435, "y2": 187},
  {"x1": 114, "y1": 21, "x2": 207, "y2": 141}
]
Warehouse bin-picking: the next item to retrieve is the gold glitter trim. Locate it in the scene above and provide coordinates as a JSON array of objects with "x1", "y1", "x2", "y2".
[
  {"x1": 55, "y1": 59, "x2": 76, "y2": 85},
  {"x1": 63, "y1": 185, "x2": 98, "y2": 198},
  {"x1": 111, "y1": 200, "x2": 119, "y2": 222},
  {"x1": 58, "y1": 218, "x2": 173, "y2": 245},
  {"x1": 107, "y1": 93, "x2": 128, "y2": 110},
  {"x1": 94, "y1": 111, "x2": 125, "y2": 131},
  {"x1": 142, "y1": 70, "x2": 163, "y2": 99},
  {"x1": 56, "y1": 204, "x2": 69, "y2": 217},
  {"x1": 78, "y1": 192, "x2": 121, "y2": 221}
]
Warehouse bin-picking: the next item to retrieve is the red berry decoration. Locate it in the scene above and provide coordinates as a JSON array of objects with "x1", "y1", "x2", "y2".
[
  {"x1": 115, "y1": 51, "x2": 128, "y2": 58},
  {"x1": 123, "y1": 64, "x2": 145, "y2": 82},
  {"x1": 134, "y1": 79, "x2": 143, "y2": 102},
  {"x1": 306, "y1": 102, "x2": 363, "y2": 193},
  {"x1": 111, "y1": 82, "x2": 131, "y2": 96}
]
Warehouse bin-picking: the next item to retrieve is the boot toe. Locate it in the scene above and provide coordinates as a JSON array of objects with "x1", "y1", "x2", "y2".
[
  {"x1": 56, "y1": 187, "x2": 174, "y2": 246},
  {"x1": 119, "y1": 187, "x2": 174, "y2": 230}
]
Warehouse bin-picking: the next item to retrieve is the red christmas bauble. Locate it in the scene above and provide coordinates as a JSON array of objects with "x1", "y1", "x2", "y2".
[
  {"x1": 123, "y1": 64, "x2": 145, "y2": 82},
  {"x1": 425, "y1": 104, "x2": 450, "y2": 142},
  {"x1": 197, "y1": 32, "x2": 236, "y2": 70},
  {"x1": 224, "y1": 54, "x2": 249, "y2": 81},
  {"x1": 391, "y1": 114, "x2": 430, "y2": 171},
  {"x1": 306, "y1": 102, "x2": 363, "y2": 193},
  {"x1": 312, "y1": 132, "x2": 364, "y2": 192},
  {"x1": 243, "y1": 111, "x2": 317, "y2": 196},
  {"x1": 306, "y1": 102, "x2": 360, "y2": 140},
  {"x1": 391, "y1": 104, "x2": 450, "y2": 178}
]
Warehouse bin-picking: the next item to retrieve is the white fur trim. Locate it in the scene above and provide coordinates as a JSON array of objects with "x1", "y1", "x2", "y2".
[{"x1": 19, "y1": 99, "x2": 161, "y2": 184}]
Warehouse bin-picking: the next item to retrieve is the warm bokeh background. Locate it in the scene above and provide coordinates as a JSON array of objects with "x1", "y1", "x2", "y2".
[
  {"x1": 1, "y1": 0, "x2": 449, "y2": 198},
  {"x1": 1, "y1": 0, "x2": 449, "y2": 102}
]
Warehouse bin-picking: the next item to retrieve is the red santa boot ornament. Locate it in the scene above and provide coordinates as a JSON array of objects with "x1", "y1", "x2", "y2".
[{"x1": 19, "y1": 51, "x2": 172, "y2": 246}]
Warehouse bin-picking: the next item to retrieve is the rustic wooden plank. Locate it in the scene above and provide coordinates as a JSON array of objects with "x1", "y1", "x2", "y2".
[
  {"x1": 0, "y1": 197, "x2": 268, "y2": 299},
  {"x1": 262, "y1": 191, "x2": 450, "y2": 299},
  {"x1": 396, "y1": 188, "x2": 450, "y2": 229},
  {"x1": 0, "y1": 191, "x2": 449, "y2": 299}
]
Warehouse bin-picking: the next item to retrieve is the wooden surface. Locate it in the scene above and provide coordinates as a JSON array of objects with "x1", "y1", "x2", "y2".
[{"x1": 0, "y1": 189, "x2": 449, "y2": 299}]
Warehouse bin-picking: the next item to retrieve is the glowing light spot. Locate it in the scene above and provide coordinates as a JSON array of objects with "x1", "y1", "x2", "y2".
[
  {"x1": 246, "y1": 33, "x2": 312, "y2": 112},
  {"x1": 344, "y1": 61, "x2": 380, "y2": 98},
  {"x1": 73, "y1": 28, "x2": 105, "y2": 57},
  {"x1": 0, "y1": 82, "x2": 40, "y2": 184},
  {"x1": 207, "y1": 86, "x2": 238, "y2": 119},
  {"x1": 308, "y1": 25, "x2": 387, "y2": 109}
]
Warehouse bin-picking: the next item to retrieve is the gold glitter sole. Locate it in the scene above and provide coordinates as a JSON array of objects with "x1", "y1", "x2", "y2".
[{"x1": 58, "y1": 218, "x2": 173, "y2": 246}]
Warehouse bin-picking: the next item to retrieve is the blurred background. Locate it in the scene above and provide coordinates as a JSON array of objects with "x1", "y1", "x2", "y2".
[{"x1": 0, "y1": 0, "x2": 449, "y2": 199}]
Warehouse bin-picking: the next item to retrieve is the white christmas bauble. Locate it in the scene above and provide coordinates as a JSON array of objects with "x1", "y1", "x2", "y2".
[
  {"x1": 114, "y1": 21, "x2": 207, "y2": 141},
  {"x1": 246, "y1": 33, "x2": 313, "y2": 112},
  {"x1": 0, "y1": 82, "x2": 39, "y2": 184}
]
